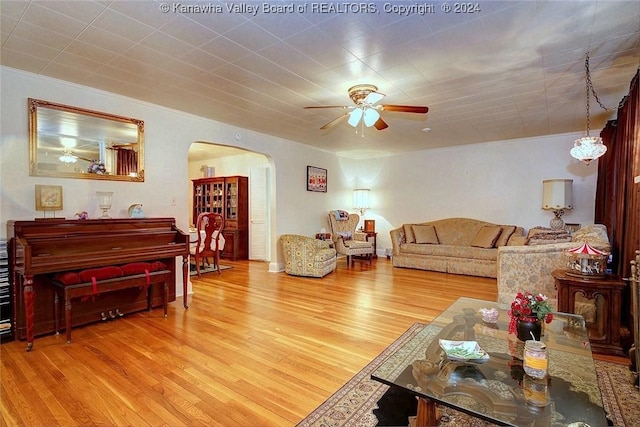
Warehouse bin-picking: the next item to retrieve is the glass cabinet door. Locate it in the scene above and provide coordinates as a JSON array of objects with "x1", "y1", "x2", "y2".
[
  {"x1": 211, "y1": 181, "x2": 224, "y2": 215},
  {"x1": 226, "y1": 180, "x2": 238, "y2": 220}
]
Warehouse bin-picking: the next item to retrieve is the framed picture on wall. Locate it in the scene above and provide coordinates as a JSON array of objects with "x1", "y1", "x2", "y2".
[
  {"x1": 307, "y1": 166, "x2": 327, "y2": 192},
  {"x1": 35, "y1": 184, "x2": 63, "y2": 211},
  {"x1": 364, "y1": 220, "x2": 375, "y2": 233}
]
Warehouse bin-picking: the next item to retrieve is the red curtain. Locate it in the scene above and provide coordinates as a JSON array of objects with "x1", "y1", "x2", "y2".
[
  {"x1": 116, "y1": 148, "x2": 138, "y2": 176},
  {"x1": 595, "y1": 69, "x2": 640, "y2": 279}
]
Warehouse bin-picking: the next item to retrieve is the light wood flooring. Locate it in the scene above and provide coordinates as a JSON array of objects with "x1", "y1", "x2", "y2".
[{"x1": 0, "y1": 258, "x2": 629, "y2": 426}]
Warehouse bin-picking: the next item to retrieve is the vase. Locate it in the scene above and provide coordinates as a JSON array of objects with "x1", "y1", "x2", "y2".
[{"x1": 516, "y1": 317, "x2": 542, "y2": 341}]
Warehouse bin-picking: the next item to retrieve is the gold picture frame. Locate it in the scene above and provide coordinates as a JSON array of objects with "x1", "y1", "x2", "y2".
[{"x1": 35, "y1": 185, "x2": 63, "y2": 211}]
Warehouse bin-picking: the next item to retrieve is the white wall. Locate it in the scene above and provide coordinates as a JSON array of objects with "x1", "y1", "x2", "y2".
[
  {"x1": 0, "y1": 67, "x2": 342, "y2": 289},
  {"x1": 1, "y1": 66, "x2": 600, "y2": 275},
  {"x1": 351, "y1": 136, "x2": 599, "y2": 253}
]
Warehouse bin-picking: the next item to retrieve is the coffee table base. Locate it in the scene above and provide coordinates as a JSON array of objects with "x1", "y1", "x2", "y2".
[{"x1": 414, "y1": 398, "x2": 438, "y2": 427}]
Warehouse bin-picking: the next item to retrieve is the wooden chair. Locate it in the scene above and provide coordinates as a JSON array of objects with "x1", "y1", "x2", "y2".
[{"x1": 190, "y1": 213, "x2": 224, "y2": 277}]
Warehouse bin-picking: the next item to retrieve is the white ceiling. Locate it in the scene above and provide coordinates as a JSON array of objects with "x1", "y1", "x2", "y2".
[{"x1": 2, "y1": 1, "x2": 639, "y2": 159}]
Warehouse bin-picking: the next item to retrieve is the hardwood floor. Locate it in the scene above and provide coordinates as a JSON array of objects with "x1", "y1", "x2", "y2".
[{"x1": 0, "y1": 258, "x2": 628, "y2": 426}]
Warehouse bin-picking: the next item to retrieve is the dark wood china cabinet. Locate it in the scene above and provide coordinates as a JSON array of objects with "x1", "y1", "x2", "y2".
[{"x1": 192, "y1": 176, "x2": 248, "y2": 260}]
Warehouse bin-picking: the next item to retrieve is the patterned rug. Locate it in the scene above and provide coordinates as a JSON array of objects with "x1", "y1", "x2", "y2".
[
  {"x1": 189, "y1": 263, "x2": 232, "y2": 276},
  {"x1": 297, "y1": 323, "x2": 639, "y2": 427}
]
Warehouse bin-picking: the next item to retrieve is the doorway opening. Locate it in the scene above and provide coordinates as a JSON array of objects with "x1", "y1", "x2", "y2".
[{"x1": 188, "y1": 141, "x2": 273, "y2": 262}]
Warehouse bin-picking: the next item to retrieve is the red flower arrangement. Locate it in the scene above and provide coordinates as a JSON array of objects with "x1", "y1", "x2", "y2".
[{"x1": 508, "y1": 291, "x2": 554, "y2": 335}]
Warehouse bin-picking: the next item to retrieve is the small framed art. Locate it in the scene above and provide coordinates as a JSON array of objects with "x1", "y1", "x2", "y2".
[
  {"x1": 364, "y1": 220, "x2": 376, "y2": 233},
  {"x1": 35, "y1": 185, "x2": 63, "y2": 211},
  {"x1": 307, "y1": 166, "x2": 327, "y2": 192}
]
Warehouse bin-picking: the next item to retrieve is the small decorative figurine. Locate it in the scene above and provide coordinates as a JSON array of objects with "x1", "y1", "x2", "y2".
[
  {"x1": 128, "y1": 204, "x2": 145, "y2": 218},
  {"x1": 75, "y1": 211, "x2": 89, "y2": 220}
]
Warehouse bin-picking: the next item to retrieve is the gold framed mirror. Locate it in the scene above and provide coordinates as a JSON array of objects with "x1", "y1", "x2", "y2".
[{"x1": 29, "y1": 98, "x2": 144, "y2": 182}]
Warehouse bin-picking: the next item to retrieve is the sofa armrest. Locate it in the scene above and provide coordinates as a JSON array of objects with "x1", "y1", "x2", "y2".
[
  {"x1": 315, "y1": 239, "x2": 331, "y2": 250},
  {"x1": 497, "y1": 239, "x2": 611, "y2": 306},
  {"x1": 390, "y1": 227, "x2": 404, "y2": 256}
]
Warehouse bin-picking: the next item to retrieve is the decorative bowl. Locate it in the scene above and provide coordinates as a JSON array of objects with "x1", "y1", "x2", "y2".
[
  {"x1": 439, "y1": 339, "x2": 489, "y2": 362},
  {"x1": 479, "y1": 307, "x2": 499, "y2": 323}
]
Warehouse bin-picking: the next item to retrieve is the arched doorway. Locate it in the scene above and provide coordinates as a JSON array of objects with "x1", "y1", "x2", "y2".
[{"x1": 187, "y1": 142, "x2": 273, "y2": 262}]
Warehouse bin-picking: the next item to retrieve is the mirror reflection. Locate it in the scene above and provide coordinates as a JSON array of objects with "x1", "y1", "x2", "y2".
[{"x1": 29, "y1": 98, "x2": 144, "y2": 181}]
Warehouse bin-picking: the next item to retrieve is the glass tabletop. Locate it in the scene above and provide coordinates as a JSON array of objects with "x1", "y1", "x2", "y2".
[{"x1": 371, "y1": 297, "x2": 609, "y2": 427}]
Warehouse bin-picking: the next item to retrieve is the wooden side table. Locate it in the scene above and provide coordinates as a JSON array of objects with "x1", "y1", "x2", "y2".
[
  {"x1": 552, "y1": 269, "x2": 627, "y2": 356},
  {"x1": 362, "y1": 231, "x2": 378, "y2": 258}
]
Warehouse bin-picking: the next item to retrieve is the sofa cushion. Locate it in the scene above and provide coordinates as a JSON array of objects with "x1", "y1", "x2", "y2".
[
  {"x1": 495, "y1": 225, "x2": 517, "y2": 247},
  {"x1": 401, "y1": 243, "x2": 497, "y2": 261},
  {"x1": 471, "y1": 226, "x2": 502, "y2": 248},
  {"x1": 412, "y1": 224, "x2": 439, "y2": 244},
  {"x1": 507, "y1": 235, "x2": 528, "y2": 246},
  {"x1": 403, "y1": 224, "x2": 416, "y2": 243}
]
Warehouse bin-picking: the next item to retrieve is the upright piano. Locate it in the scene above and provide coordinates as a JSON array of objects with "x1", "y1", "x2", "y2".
[{"x1": 8, "y1": 218, "x2": 190, "y2": 351}]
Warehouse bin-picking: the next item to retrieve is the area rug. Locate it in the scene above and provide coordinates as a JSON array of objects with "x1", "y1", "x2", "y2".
[
  {"x1": 189, "y1": 264, "x2": 232, "y2": 276},
  {"x1": 296, "y1": 323, "x2": 639, "y2": 427}
]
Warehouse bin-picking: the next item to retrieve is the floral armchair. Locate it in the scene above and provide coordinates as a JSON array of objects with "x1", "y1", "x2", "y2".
[
  {"x1": 328, "y1": 212, "x2": 374, "y2": 266},
  {"x1": 280, "y1": 234, "x2": 336, "y2": 278}
]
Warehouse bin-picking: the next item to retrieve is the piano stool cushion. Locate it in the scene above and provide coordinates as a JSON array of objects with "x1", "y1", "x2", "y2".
[
  {"x1": 53, "y1": 262, "x2": 167, "y2": 286},
  {"x1": 121, "y1": 261, "x2": 166, "y2": 276}
]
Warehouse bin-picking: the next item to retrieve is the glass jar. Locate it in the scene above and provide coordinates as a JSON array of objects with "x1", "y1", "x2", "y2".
[
  {"x1": 523, "y1": 374, "x2": 549, "y2": 407},
  {"x1": 523, "y1": 340, "x2": 548, "y2": 379}
]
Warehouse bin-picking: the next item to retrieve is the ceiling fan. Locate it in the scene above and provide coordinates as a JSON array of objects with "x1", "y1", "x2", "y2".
[{"x1": 304, "y1": 84, "x2": 429, "y2": 131}]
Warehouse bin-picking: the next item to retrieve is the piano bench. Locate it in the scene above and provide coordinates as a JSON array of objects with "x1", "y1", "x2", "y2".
[{"x1": 51, "y1": 269, "x2": 172, "y2": 344}]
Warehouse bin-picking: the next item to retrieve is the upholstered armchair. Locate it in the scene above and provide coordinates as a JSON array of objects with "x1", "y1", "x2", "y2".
[
  {"x1": 328, "y1": 212, "x2": 374, "y2": 266},
  {"x1": 280, "y1": 234, "x2": 337, "y2": 278}
]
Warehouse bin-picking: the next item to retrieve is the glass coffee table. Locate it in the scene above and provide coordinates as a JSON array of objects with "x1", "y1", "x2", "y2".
[{"x1": 371, "y1": 297, "x2": 609, "y2": 426}]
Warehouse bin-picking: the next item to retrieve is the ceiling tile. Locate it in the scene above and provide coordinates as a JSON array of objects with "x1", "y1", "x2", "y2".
[{"x1": 1, "y1": 0, "x2": 638, "y2": 158}]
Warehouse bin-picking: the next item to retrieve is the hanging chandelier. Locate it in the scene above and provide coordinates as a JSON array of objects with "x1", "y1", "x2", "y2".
[{"x1": 570, "y1": 53, "x2": 611, "y2": 165}]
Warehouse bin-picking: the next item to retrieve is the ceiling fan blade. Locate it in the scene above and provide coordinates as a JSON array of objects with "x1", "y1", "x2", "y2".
[
  {"x1": 364, "y1": 91, "x2": 385, "y2": 105},
  {"x1": 381, "y1": 105, "x2": 429, "y2": 114},
  {"x1": 348, "y1": 109, "x2": 363, "y2": 127},
  {"x1": 320, "y1": 113, "x2": 349, "y2": 130},
  {"x1": 304, "y1": 105, "x2": 351, "y2": 109},
  {"x1": 373, "y1": 118, "x2": 389, "y2": 130}
]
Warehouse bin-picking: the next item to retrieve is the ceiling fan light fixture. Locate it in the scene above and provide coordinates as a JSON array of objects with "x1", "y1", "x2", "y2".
[
  {"x1": 348, "y1": 84, "x2": 379, "y2": 104},
  {"x1": 348, "y1": 108, "x2": 363, "y2": 127},
  {"x1": 363, "y1": 108, "x2": 380, "y2": 127},
  {"x1": 59, "y1": 150, "x2": 77, "y2": 163}
]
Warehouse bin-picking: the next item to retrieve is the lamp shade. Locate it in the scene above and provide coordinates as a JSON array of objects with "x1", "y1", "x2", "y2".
[
  {"x1": 542, "y1": 179, "x2": 573, "y2": 210},
  {"x1": 353, "y1": 188, "x2": 370, "y2": 212}
]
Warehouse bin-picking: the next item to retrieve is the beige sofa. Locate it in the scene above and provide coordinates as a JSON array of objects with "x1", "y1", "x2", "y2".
[
  {"x1": 390, "y1": 218, "x2": 525, "y2": 278},
  {"x1": 497, "y1": 224, "x2": 610, "y2": 306}
]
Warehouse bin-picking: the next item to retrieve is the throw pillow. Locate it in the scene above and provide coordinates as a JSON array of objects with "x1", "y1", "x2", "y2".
[
  {"x1": 412, "y1": 224, "x2": 439, "y2": 244},
  {"x1": 495, "y1": 225, "x2": 517, "y2": 247},
  {"x1": 337, "y1": 231, "x2": 352, "y2": 240},
  {"x1": 403, "y1": 224, "x2": 416, "y2": 243},
  {"x1": 471, "y1": 225, "x2": 503, "y2": 248}
]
